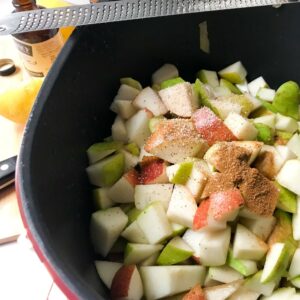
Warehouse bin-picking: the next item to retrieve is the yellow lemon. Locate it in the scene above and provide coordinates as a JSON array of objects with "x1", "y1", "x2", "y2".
[
  {"x1": 0, "y1": 78, "x2": 43, "y2": 124},
  {"x1": 37, "y1": 0, "x2": 75, "y2": 41}
]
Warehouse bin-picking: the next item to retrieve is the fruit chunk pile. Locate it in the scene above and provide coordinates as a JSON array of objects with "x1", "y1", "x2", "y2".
[{"x1": 86, "y1": 62, "x2": 300, "y2": 300}]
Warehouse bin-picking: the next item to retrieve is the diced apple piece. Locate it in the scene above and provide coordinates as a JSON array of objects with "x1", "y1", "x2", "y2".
[
  {"x1": 206, "y1": 266, "x2": 243, "y2": 284},
  {"x1": 273, "y1": 81, "x2": 300, "y2": 120},
  {"x1": 197, "y1": 69, "x2": 219, "y2": 88},
  {"x1": 108, "y1": 169, "x2": 139, "y2": 203},
  {"x1": 157, "y1": 237, "x2": 193, "y2": 265},
  {"x1": 111, "y1": 265, "x2": 143, "y2": 300},
  {"x1": 227, "y1": 248, "x2": 258, "y2": 276},
  {"x1": 121, "y1": 221, "x2": 148, "y2": 244},
  {"x1": 224, "y1": 112, "x2": 258, "y2": 140},
  {"x1": 276, "y1": 160, "x2": 300, "y2": 196},
  {"x1": 87, "y1": 141, "x2": 123, "y2": 164},
  {"x1": 133, "y1": 87, "x2": 168, "y2": 116},
  {"x1": 139, "y1": 159, "x2": 169, "y2": 184},
  {"x1": 140, "y1": 265, "x2": 206, "y2": 299},
  {"x1": 239, "y1": 215, "x2": 276, "y2": 241},
  {"x1": 182, "y1": 284, "x2": 206, "y2": 300},
  {"x1": 166, "y1": 162, "x2": 193, "y2": 184},
  {"x1": 257, "y1": 87, "x2": 276, "y2": 102},
  {"x1": 208, "y1": 98, "x2": 242, "y2": 119},
  {"x1": 289, "y1": 248, "x2": 300, "y2": 278},
  {"x1": 261, "y1": 243, "x2": 290, "y2": 283},
  {"x1": 167, "y1": 185, "x2": 198, "y2": 228},
  {"x1": 233, "y1": 224, "x2": 268, "y2": 261},
  {"x1": 204, "y1": 280, "x2": 244, "y2": 300},
  {"x1": 95, "y1": 261, "x2": 122, "y2": 289},
  {"x1": 275, "y1": 113, "x2": 298, "y2": 133},
  {"x1": 244, "y1": 270, "x2": 276, "y2": 296},
  {"x1": 145, "y1": 118, "x2": 208, "y2": 164},
  {"x1": 93, "y1": 187, "x2": 114, "y2": 210},
  {"x1": 137, "y1": 202, "x2": 172, "y2": 244},
  {"x1": 114, "y1": 84, "x2": 140, "y2": 101},
  {"x1": 185, "y1": 163, "x2": 208, "y2": 199},
  {"x1": 274, "y1": 181, "x2": 297, "y2": 213},
  {"x1": 254, "y1": 145, "x2": 284, "y2": 179},
  {"x1": 90, "y1": 207, "x2": 128, "y2": 256},
  {"x1": 183, "y1": 227, "x2": 231, "y2": 266},
  {"x1": 248, "y1": 77, "x2": 268, "y2": 97},
  {"x1": 134, "y1": 183, "x2": 173, "y2": 211},
  {"x1": 110, "y1": 99, "x2": 137, "y2": 119},
  {"x1": 112, "y1": 116, "x2": 128, "y2": 143},
  {"x1": 124, "y1": 243, "x2": 163, "y2": 265},
  {"x1": 253, "y1": 115, "x2": 276, "y2": 129},
  {"x1": 86, "y1": 152, "x2": 124, "y2": 187},
  {"x1": 287, "y1": 134, "x2": 300, "y2": 157},
  {"x1": 159, "y1": 82, "x2": 197, "y2": 117},
  {"x1": 192, "y1": 107, "x2": 237, "y2": 146},
  {"x1": 120, "y1": 149, "x2": 139, "y2": 172},
  {"x1": 218, "y1": 61, "x2": 247, "y2": 84},
  {"x1": 293, "y1": 197, "x2": 300, "y2": 240},
  {"x1": 152, "y1": 64, "x2": 179, "y2": 85},
  {"x1": 260, "y1": 287, "x2": 296, "y2": 300},
  {"x1": 245, "y1": 93, "x2": 262, "y2": 111}
]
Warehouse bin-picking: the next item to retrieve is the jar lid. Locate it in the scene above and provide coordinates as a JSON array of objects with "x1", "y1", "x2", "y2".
[{"x1": 0, "y1": 59, "x2": 16, "y2": 76}]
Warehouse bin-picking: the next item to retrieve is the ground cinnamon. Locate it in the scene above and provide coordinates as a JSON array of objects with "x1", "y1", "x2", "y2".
[{"x1": 202, "y1": 143, "x2": 278, "y2": 216}]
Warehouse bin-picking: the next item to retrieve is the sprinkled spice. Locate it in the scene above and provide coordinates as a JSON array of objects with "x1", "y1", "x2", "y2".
[{"x1": 202, "y1": 143, "x2": 279, "y2": 216}]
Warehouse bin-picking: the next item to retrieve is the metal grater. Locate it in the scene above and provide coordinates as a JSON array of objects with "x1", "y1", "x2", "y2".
[{"x1": 0, "y1": 0, "x2": 298, "y2": 36}]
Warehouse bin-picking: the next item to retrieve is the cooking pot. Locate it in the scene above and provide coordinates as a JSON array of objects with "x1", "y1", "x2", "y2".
[{"x1": 17, "y1": 4, "x2": 300, "y2": 299}]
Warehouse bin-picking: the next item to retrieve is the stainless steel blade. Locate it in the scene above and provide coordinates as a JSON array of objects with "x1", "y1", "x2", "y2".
[{"x1": 0, "y1": 0, "x2": 298, "y2": 36}]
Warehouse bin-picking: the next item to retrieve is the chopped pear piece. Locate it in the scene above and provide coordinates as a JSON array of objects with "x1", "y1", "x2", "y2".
[
  {"x1": 204, "y1": 280, "x2": 244, "y2": 300},
  {"x1": 220, "y1": 78, "x2": 242, "y2": 94},
  {"x1": 86, "y1": 152, "x2": 124, "y2": 187},
  {"x1": 253, "y1": 114, "x2": 276, "y2": 129},
  {"x1": 274, "y1": 181, "x2": 297, "y2": 213},
  {"x1": 289, "y1": 248, "x2": 300, "y2": 278},
  {"x1": 218, "y1": 61, "x2": 247, "y2": 84},
  {"x1": 275, "y1": 113, "x2": 298, "y2": 133},
  {"x1": 121, "y1": 221, "x2": 148, "y2": 244},
  {"x1": 95, "y1": 261, "x2": 122, "y2": 289},
  {"x1": 152, "y1": 64, "x2": 179, "y2": 85},
  {"x1": 166, "y1": 162, "x2": 193, "y2": 185},
  {"x1": 293, "y1": 197, "x2": 300, "y2": 240},
  {"x1": 261, "y1": 243, "x2": 290, "y2": 283},
  {"x1": 260, "y1": 287, "x2": 296, "y2": 300},
  {"x1": 92, "y1": 187, "x2": 114, "y2": 210},
  {"x1": 87, "y1": 141, "x2": 123, "y2": 164},
  {"x1": 160, "y1": 77, "x2": 185, "y2": 89},
  {"x1": 197, "y1": 69, "x2": 219, "y2": 88},
  {"x1": 120, "y1": 77, "x2": 142, "y2": 90},
  {"x1": 257, "y1": 87, "x2": 276, "y2": 102},
  {"x1": 206, "y1": 266, "x2": 243, "y2": 284},
  {"x1": 245, "y1": 270, "x2": 276, "y2": 296},
  {"x1": 112, "y1": 116, "x2": 128, "y2": 143},
  {"x1": 287, "y1": 134, "x2": 300, "y2": 157},
  {"x1": 254, "y1": 123, "x2": 274, "y2": 144},
  {"x1": 114, "y1": 84, "x2": 140, "y2": 101},
  {"x1": 272, "y1": 81, "x2": 300, "y2": 120},
  {"x1": 148, "y1": 116, "x2": 166, "y2": 133},
  {"x1": 248, "y1": 76, "x2": 268, "y2": 97}
]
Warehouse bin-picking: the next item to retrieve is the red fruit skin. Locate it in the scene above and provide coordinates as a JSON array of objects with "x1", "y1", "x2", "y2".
[
  {"x1": 124, "y1": 169, "x2": 140, "y2": 186},
  {"x1": 111, "y1": 265, "x2": 135, "y2": 299},
  {"x1": 192, "y1": 107, "x2": 237, "y2": 146},
  {"x1": 193, "y1": 199, "x2": 211, "y2": 230},
  {"x1": 210, "y1": 188, "x2": 244, "y2": 221},
  {"x1": 139, "y1": 159, "x2": 168, "y2": 184},
  {"x1": 182, "y1": 284, "x2": 206, "y2": 300}
]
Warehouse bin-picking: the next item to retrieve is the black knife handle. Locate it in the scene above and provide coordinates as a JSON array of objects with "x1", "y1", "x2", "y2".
[{"x1": 0, "y1": 156, "x2": 17, "y2": 190}]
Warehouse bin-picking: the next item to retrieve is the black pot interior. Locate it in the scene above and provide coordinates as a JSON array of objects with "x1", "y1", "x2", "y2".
[{"x1": 18, "y1": 4, "x2": 300, "y2": 299}]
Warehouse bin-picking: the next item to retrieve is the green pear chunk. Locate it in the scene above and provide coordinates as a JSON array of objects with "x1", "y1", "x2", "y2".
[
  {"x1": 121, "y1": 221, "x2": 148, "y2": 244},
  {"x1": 197, "y1": 69, "x2": 219, "y2": 88},
  {"x1": 261, "y1": 243, "x2": 290, "y2": 283},
  {"x1": 160, "y1": 77, "x2": 185, "y2": 89},
  {"x1": 124, "y1": 243, "x2": 163, "y2": 265},
  {"x1": 87, "y1": 141, "x2": 123, "y2": 164},
  {"x1": 220, "y1": 78, "x2": 242, "y2": 94},
  {"x1": 120, "y1": 77, "x2": 142, "y2": 90},
  {"x1": 92, "y1": 187, "x2": 114, "y2": 210},
  {"x1": 206, "y1": 266, "x2": 243, "y2": 284},
  {"x1": 274, "y1": 182, "x2": 297, "y2": 213},
  {"x1": 227, "y1": 248, "x2": 258, "y2": 276},
  {"x1": 272, "y1": 81, "x2": 300, "y2": 120},
  {"x1": 127, "y1": 207, "x2": 142, "y2": 224},
  {"x1": 124, "y1": 142, "x2": 140, "y2": 156},
  {"x1": 166, "y1": 161, "x2": 193, "y2": 185},
  {"x1": 218, "y1": 61, "x2": 247, "y2": 84},
  {"x1": 260, "y1": 287, "x2": 296, "y2": 299},
  {"x1": 86, "y1": 152, "x2": 124, "y2": 187},
  {"x1": 194, "y1": 79, "x2": 219, "y2": 115},
  {"x1": 244, "y1": 270, "x2": 276, "y2": 296},
  {"x1": 254, "y1": 123, "x2": 274, "y2": 144},
  {"x1": 156, "y1": 236, "x2": 193, "y2": 265},
  {"x1": 171, "y1": 223, "x2": 186, "y2": 237}
]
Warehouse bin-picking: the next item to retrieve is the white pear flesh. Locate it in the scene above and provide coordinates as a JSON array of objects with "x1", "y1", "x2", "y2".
[
  {"x1": 275, "y1": 145, "x2": 297, "y2": 164},
  {"x1": 224, "y1": 112, "x2": 258, "y2": 140},
  {"x1": 110, "y1": 99, "x2": 137, "y2": 119},
  {"x1": 233, "y1": 224, "x2": 268, "y2": 261},
  {"x1": 137, "y1": 202, "x2": 172, "y2": 244},
  {"x1": 167, "y1": 185, "x2": 198, "y2": 228},
  {"x1": 207, "y1": 266, "x2": 243, "y2": 284},
  {"x1": 218, "y1": 61, "x2": 247, "y2": 84},
  {"x1": 111, "y1": 116, "x2": 128, "y2": 143},
  {"x1": 289, "y1": 248, "x2": 300, "y2": 278},
  {"x1": 140, "y1": 265, "x2": 206, "y2": 299},
  {"x1": 90, "y1": 207, "x2": 128, "y2": 256},
  {"x1": 275, "y1": 113, "x2": 298, "y2": 133},
  {"x1": 293, "y1": 197, "x2": 300, "y2": 240},
  {"x1": 182, "y1": 227, "x2": 231, "y2": 266},
  {"x1": 121, "y1": 221, "x2": 148, "y2": 244},
  {"x1": 287, "y1": 134, "x2": 300, "y2": 158},
  {"x1": 253, "y1": 115, "x2": 276, "y2": 129},
  {"x1": 245, "y1": 270, "x2": 276, "y2": 296},
  {"x1": 276, "y1": 160, "x2": 300, "y2": 196},
  {"x1": 94, "y1": 261, "x2": 122, "y2": 289},
  {"x1": 228, "y1": 288, "x2": 260, "y2": 300},
  {"x1": 152, "y1": 64, "x2": 179, "y2": 85},
  {"x1": 134, "y1": 184, "x2": 173, "y2": 211},
  {"x1": 248, "y1": 76, "x2": 268, "y2": 97},
  {"x1": 257, "y1": 87, "x2": 276, "y2": 102},
  {"x1": 114, "y1": 84, "x2": 140, "y2": 100},
  {"x1": 108, "y1": 174, "x2": 135, "y2": 204},
  {"x1": 260, "y1": 287, "x2": 296, "y2": 300}
]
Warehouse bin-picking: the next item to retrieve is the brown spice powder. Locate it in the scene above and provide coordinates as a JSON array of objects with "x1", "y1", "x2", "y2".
[{"x1": 202, "y1": 143, "x2": 279, "y2": 216}]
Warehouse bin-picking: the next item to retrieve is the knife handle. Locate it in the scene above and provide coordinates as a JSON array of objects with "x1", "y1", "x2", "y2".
[{"x1": 0, "y1": 156, "x2": 17, "y2": 190}]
